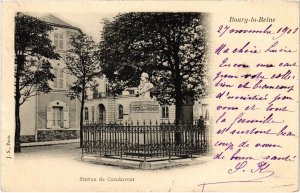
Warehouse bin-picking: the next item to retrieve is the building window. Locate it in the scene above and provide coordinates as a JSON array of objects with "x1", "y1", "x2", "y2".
[
  {"x1": 91, "y1": 107, "x2": 95, "y2": 123},
  {"x1": 59, "y1": 69, "x2": 64, "y2": 88},
  {"x1": 46, "y1": 101, "x2": 69, "y2": 129},
  {"x1": 84, "y1": 107, "x2": 89, "y2": 121},
  {"x1": 98, "y1": 104, "x2": 106, "y2": 125},
  {"x1": 161, "y1": 106, "x2": 169, "y2": 118},
  {"x1": 54, "y1": 32, "x2": 64, "y2": 50},
  {"x1": 53, "y1": 68, "x2": 65, "y2": 89},
  {"x1": 54, "y1": 33, "x2": 58, "y2": 49},
  {"x1": 118, "y1": 105, "x2": 123, "y2": 119},
  {"x1": 53, "y1": 107, "x2": 63, "y2": 127}
]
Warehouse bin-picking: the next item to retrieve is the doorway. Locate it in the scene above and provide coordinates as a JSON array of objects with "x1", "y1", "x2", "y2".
[{"x1": 98, "y1": 104, "x2": 106, "y2": 124}]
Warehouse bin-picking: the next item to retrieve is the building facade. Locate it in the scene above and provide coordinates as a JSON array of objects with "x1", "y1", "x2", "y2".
[
  {"x1": 84, "y1": 84, "x2": 177, "y2": 125},
  {"x1": 20, "y1": 14, "x2": 82, "y2": 142},
  {"x1": 83, "y1": 80, "x2": 210, "y2": 126}
]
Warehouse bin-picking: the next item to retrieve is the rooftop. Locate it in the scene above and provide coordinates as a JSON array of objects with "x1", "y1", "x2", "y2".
[{"x1": 32, "y1": 13, "x2": 82, "y2": 33}]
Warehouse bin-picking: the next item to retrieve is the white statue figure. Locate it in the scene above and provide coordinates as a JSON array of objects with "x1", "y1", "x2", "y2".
[{"x1": 137, "y1": 72, "x2": 154, "y2": 99}]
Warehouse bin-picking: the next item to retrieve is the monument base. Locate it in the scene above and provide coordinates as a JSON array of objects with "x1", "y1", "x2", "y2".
[{"x1": 130, "y1": 101, "x2": 160, "y2": 125}]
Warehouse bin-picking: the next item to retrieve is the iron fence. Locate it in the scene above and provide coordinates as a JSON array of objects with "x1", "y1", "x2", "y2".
[{"x1": 82, "y1": 121, "x2": 209, "y2": 161}]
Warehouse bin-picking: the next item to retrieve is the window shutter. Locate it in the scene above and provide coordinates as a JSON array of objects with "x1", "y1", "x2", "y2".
[
  {"x1": 46, "y1": 106, "x2": 53, "y2": 128},
  {"x1": 59, "y1": 69, "x2": 63, "y2": 89},
  {"x1": 54, "y1": 40, "x2": 58, "y2": 50},
  {"x1": 64, "y1": 106, "x2": 70, "y2": 128},
  {"x1": 57, "y1": 69, "x2": 60, "y2": 89},
  {"x1": 53, "y1": 68, "x2": 58, "y2": 89},
  {"x1": 63, "y1": 70, "x2": 67, "y2": 89}
]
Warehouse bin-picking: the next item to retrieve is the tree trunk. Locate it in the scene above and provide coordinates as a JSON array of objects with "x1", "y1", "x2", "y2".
[
  {"x1": 174, "y1": 89, "x2": 183, "y2": 145},
  {"x1": 173, "y1": 46, "x2": 183, "y2": 124},
  {"x1": 14, "y1": 56, "x2": 23, "y2": 153},
  {"x1": 79, "y1": 83, "x2": 86, "y2": 148},
  {"x1": 175, "y1": 92, "x2": 183, "y2": 124},
  {"x1": 174, "y1": 63, "x2": 183, "y2": 145},
  {"x1": 15, "y1": 101, "x2": 21, "y2": 153},
  {"x1": 79, "y1": 102, "x2": 84, "y2": 148}
]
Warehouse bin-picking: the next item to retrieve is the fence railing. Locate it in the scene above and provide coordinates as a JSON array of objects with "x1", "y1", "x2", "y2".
[{"x1": 82, "y1": 121, "x2": 208, "y2": 161}]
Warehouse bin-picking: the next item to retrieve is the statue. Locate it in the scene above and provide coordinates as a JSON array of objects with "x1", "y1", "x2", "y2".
[
  {"x1": 137, "y1": 72, "x2": 154, "y2": 99},
  {"x1": 129, "y1": 72, "x2": 159, "y2": 125}
]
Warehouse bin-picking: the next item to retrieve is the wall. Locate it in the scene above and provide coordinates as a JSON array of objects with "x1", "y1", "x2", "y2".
[
  {"x1": 37, "y1": 92, "x2": 79, "y2": 130},
  {"x1": 159, "y1": 104, "x2": 175, "y2": 123},
  {"x1": 19, "y1": 20, "x2": 82, "y2": 142},
  {"x1": 85, "y1": 95, "x2": 176, "y2": 124},
  {"x1": 193, "y1": 97, "x2": 210, "y2": 121},
  {"x1": 84, "y1": 97, "x2": 113, "y2": 124},
  {"x1": 20, "y1": 96, "x2": 36, "y2": 136}
]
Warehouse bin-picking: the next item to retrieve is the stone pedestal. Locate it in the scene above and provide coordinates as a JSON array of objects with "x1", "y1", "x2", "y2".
[{"x1": 130, "y1": 101, "x2": 160, "y2": 125}]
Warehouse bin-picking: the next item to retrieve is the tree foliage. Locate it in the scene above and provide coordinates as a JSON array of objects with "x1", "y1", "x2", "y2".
[
  {"x1": 65, "y1": 34, "x2": 101, "y2": 101},
  {"x1": 64, "y1": 33, "x2": 100, "y2": 147},
  {"x1": 14, "y1": 13, "x2": 59, "y2": 152},
  {"x1": 15, "y1": 13, "x2": 59, "y2": 105},
  {"x1": 98, "y1": 13, "x2": 209, "y2": 106},
  {"x1": 18, "y1": 58, "x2": 56, "y2": 105}
]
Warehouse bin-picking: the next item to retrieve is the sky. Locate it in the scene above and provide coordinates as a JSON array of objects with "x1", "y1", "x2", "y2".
[{"x1": 51, "y1": 12, "x2": 118, "y2": 42}]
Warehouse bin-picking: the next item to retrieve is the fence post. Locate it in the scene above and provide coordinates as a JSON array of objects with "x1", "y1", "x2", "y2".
[
  {"x1": 131, "y1": 120, "x2": 133, "y2": 157},
  {"x1": 143, "y1": 120, "x2": 146, "y2": 162},
  {"x1": 120, "y1": 123, "x2": 123, "y2": 160},
  {"x1": 168, "y1": 125, "x2": 171, "y2": 162},
  {"x1": 191, "y1": 123, "x2": 193, "y2": 159},
  {"x1": 99, "y1": 125, "x2": 101, "y2": 157},
  {"x1": 136, "y1": 120, "x2": 139, "y2": 157},
  {"x1": 81, "y1": 126, "x2": 84, "y2": 160}
]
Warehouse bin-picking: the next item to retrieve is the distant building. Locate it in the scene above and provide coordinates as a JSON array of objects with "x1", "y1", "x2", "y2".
[
  {"x1": 84, "y1": 78, "x2": 210, "y2": 125},
  {"x1": 20, "y1": 15, "x2": 210, "y2": 143},
  {"x1": 84, "y1": 79, "x2": 176, "y2": 125}
]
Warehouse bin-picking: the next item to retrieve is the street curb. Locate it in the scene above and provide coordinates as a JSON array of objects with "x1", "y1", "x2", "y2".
[
  {"x1": 21, "y1": 139, "x2": 80, "y2": 147},
  {"x1": 82, "y1": 155, "x2": 210, "y2": 170}
]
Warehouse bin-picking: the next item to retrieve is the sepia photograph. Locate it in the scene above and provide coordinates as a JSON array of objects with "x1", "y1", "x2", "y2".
[
  {"x1": 1, "y1": 1, "x2": 299, "y2": 192},
  {"x1": 14, "y1": 11, "x2": 211, "y2": 168}
]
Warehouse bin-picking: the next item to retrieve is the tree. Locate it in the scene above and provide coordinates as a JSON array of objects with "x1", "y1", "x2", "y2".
[
  {"x1": 98, "y1": 12, "x2": 209, "y2": 123},
  {"x1": 64, "y1": 34, "x2": 100, "y2": 148},
  {"x1": 14, "y1": 13, "x2": 59, "y2": 152}
]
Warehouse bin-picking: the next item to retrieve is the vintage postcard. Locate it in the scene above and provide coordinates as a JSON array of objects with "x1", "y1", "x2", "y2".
[{"x1": 1, "y1": 0, "x2": 299, "y2": 192}]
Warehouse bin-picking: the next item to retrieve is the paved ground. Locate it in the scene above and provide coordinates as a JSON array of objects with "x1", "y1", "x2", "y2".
[
  {"x1": 6, "y1": 143, "x2": 292, "y2": 192},
  {"x1": 18, "y1": 142, "x2": 82, "y2": 158},
  {"x1": 2, "y1": 143, "x2": 215, "y2": 192},
  {"x1": 4, "y1": 143, "x2": 289, "y2": 192}
]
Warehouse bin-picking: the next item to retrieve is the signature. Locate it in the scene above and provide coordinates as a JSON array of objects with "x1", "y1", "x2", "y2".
[{"x1": 198, "y1": 161, "x2": 274, "y2": 192}]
